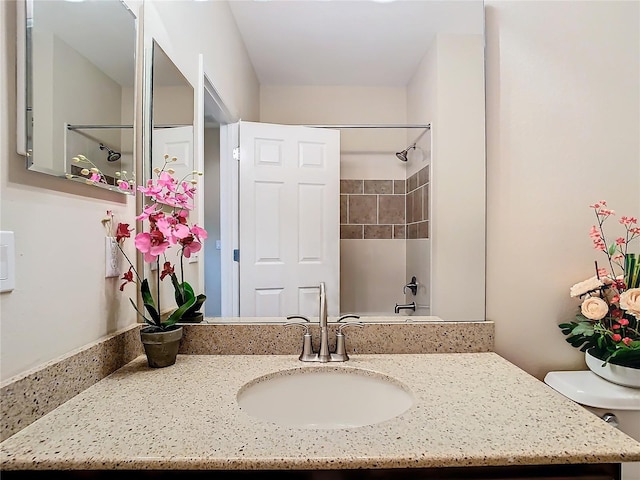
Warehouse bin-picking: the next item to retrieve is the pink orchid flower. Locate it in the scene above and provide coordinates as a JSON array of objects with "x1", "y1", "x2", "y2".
[
  {"x1": 134, "y1": 230, "x2": 169, "y2": 263},
  {"x1": 180, "y1": 236, "x2": 202, "y2": 258},
  {"x1": 157, "y1": 216, "x2": 190, "y2": 245},
  {"x1": 138, "y1": 179, "x2": 163, "y2": 197},
  {"x1": 136, "y1": 204, "x2": 160, "y2": 222},
  {"x1": 157, "y1": 172, "x2": 177, "y2": 192},
  {"x1": 191, "y1": 224, "x2": 208, "y2": 241}
]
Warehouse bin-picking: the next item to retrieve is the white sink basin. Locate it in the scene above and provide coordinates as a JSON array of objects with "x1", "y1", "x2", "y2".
[{"x1": 236, "y1": 367, "x2": 414, "y2": 429}]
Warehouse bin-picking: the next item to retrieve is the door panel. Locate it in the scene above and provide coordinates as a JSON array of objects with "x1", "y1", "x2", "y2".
[{"x1": 239, "y1": 121, "x2": 340, "y2": 318}]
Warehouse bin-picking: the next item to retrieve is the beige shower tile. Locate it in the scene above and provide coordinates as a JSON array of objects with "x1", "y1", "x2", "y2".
[
  {"x1": 418, "y1": 165, "x2": 429, "y2": 187},
  {"x1": 422, "y1": 186, "x2": 429, "y2": 220},
  {"x1": 341, "y1": 225, "x2": 363, "y2": 239},
  {"x1": 393, "y1": 179, "x2": 406, "y2": 194},
  {"x1": 340, "y1": 179, "x2": 363, "y2": 194},
  {"x1": 340, "y1": 195, "x2": 348, "y2": 223},
  {"x1": 378, "y1": 195, "x2": 405, "y2": 224},
  {"x1": 364, "y1": 225, "x2": 392, "y2": 239},
  {"x1": 348, "y1": 195, "x2": 377, "y2": 224},
  {"x1": 412, "y1": 188, "x2": 423, "y2": 223},
  {"x1": 408, "y1": 223, "x2": 418, "y2": 239},
  {"x1": 407, "y1": 172, "x2": 418, "y2": 192},
  {"x1": 364, "y1": 180, "x2": 392, "y2": 194},
  {"x1": 393, "y1": 225, "x2": 406, "y2": 239}
]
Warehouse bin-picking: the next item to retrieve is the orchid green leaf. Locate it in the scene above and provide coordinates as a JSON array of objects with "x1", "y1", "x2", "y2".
[{"x1": 165, "y1": 295, "x2": 197, "y2": 326}]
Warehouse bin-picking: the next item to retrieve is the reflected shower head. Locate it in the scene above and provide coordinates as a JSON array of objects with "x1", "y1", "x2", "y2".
[
  {"x1": 395, "y1": 143, "x2": 416, "y2": 162},
  {"x1": 99, "y1": 143, "x2": 121, "y2": 162}
]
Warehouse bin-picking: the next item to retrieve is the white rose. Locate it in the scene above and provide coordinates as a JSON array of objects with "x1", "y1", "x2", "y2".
[
  {"x1": 580, "y1": 296, "x2": 609, "y2": 320},
  {"x1": 570, "y1": 276, "x2": 604, "y2": 298},
  {"x1": 620, "y1": 288, "x2": 640, "y2": 319}
]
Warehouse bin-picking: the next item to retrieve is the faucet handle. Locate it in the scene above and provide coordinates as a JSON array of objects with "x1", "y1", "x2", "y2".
[
  {"x1": 403, "y1": 276, "x2": 418, "y2": 295},
  {"x1": 284, "y1": 322, "x2": 315, "y2": 361},
  {"x1": 337, "y1": 314, "x2": 360, "y2": 322},
  {"x1": 333, "y1": 322, "x2": 364, "y2": 361},
  {"x1": 337, "y1": 321, "x2": 364, "y2": 333},
  {"x1": 284, "y1": 321, "x2": 310, "y2": 334}
]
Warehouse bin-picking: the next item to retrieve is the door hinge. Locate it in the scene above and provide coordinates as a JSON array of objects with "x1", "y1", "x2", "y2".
[
  {"x1": 233, "y1": 249, "x2": 240, "y2": 262},
  {"x1": 232, "y1": 147, "x2": 240, "y2": 161}
]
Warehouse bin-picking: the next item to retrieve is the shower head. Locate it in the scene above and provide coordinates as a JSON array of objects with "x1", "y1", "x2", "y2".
[
  {"x1": 99, "y1": 143, "x2": 121, "y2": 162},
  {"x1": 396, "y1": 143, "x2": 416, "y2": 162}
]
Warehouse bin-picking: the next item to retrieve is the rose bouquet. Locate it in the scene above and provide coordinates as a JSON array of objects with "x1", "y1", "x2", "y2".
[
  {"x1": 103, "y1": 155, "x2": 207, "y2": 332},
  {"x1": 559, "y1": 201, "x2": 640, "y2": 367}
]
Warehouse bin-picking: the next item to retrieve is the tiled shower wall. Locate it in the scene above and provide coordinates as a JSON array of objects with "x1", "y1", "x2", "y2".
[{"x1": 340, "y1": 165, "x2": 429, "y2": 240}]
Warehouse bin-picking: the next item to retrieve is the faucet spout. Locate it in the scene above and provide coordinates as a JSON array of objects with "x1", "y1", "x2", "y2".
[
  {"x1": 394, "y1": 301, "x2": 416, "y2": 314},
  {"x1": 317, "y1": 282, "x2": 331, "y2": 362},
  {"x1": 286, "y1": 282, "x2": 364, "y2": 362}
]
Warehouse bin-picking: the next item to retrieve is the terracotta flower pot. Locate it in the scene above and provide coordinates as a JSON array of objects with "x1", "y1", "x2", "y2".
[{"x1": 140, "y1": 326, "x2": 183, "y2": 368}]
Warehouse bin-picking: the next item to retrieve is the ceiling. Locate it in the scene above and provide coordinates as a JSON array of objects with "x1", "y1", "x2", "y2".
[{"x1": 227, "y1": 0, "x2": 485, "y2": 87}]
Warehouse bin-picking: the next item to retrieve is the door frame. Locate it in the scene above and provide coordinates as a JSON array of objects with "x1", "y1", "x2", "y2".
[{"x1": 198, "y1": 55, "x2": 239, "y2": 316}]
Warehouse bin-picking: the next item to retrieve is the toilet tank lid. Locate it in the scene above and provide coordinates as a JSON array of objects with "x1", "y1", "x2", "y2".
[{"x1": 544, "y1": 371, "x2": 640, "y2": 410}]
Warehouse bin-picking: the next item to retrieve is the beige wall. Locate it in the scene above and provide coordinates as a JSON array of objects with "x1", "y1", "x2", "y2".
[
  {"x1": 407, "y1": 33, "x2": 486, "y2": 321},
  {"x1": 0, "y1": 0, "x2": 139, "y2": 381},
  {"x1": 485, "y1": 0, "x2": 640, "y2": 379},
  {"x1": 1, "y1": 0, "x2": 259, "y2": 380}
]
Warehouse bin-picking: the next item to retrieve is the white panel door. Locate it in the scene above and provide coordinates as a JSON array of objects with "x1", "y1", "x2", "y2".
[
  {"x1": 239, "y1": 121, "x2": 340, "y2": 318},
  {"x1": 152, "y1": 125, "x2": 194, "y2": 179}
]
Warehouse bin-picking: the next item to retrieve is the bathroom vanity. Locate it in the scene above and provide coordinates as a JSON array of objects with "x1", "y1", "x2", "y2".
[{"x1": 2, "y1": 349, "x2": 640, "y2": 479}]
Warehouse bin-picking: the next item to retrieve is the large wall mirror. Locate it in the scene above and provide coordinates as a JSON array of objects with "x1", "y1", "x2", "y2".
[
  {"x1": 199, "y1": 0, "x2": 486, "y2": 323},
  {"x1": 148, "y1": 40, "x2": 194, "y2": 179},
  {"x1": 17, "y1": 0, "x2": 137, "y2": 194},
  {"x1": 142, "y1": 39, "x2": 196, "y2": 300}
]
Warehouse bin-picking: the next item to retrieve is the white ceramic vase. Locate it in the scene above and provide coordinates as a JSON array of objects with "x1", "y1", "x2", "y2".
[{"x1": 585, "y1": 349, "x2": 640, "y2": 389}]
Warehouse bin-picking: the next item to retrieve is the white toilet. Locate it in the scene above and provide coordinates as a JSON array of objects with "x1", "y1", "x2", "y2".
[{"x1": 544, "y1": 370, "x2": 640, "y2": 480}]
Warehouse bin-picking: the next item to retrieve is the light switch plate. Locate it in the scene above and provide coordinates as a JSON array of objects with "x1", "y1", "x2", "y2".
[
  {"x1": 105, "y1": 237, "x2": 120, "y2": 278},
  {"x1": 0, "y1": 231, "x2": 16, "y2": 293}
]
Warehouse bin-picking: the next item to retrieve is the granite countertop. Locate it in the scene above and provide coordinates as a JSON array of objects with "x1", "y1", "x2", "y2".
[{"x1": 2, "y1": 352, "x2": 640, "y2": 471}]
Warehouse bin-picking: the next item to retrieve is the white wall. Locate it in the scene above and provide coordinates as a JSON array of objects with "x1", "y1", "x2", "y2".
[{"x1": 485, "y1": 0, "x2": 640, "y2": 379}]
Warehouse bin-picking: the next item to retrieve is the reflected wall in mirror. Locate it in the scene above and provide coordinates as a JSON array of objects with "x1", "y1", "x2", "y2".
[
  {"x1": 202, "y1": 0, "x2": 485, "y2": 322},
  {"x1": 149, "y1": 41, "x2": 194, "y2": 181},
  {"x1": 19, "y1": 0, "x2": 137, "y2": 194}
]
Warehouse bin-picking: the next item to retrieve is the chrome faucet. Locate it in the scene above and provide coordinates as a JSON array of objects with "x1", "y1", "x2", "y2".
[
  {"x1": 395, "y1": 301, "x2": 416, "y2": 314},
  {"x1": 286, "y1": 282, "x2": 363, "y2": 362}
]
